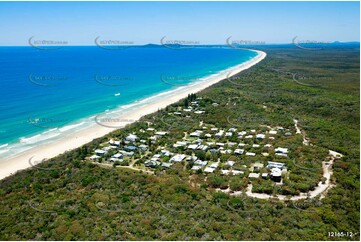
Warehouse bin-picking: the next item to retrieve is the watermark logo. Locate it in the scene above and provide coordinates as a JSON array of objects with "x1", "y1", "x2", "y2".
[
  {"x1": 94, "y1": 74, "x2": 132, "y2": 87},
  {"x1": 28, "y1": 156, "x2": 68, "y2": 171},
  {"x1": 292, "y1": 73, "x2": 330, "y2": 87},
  {"x1": 95, "y1": 36, "x2": 134, "y2": 50},
  {"x1": 292, "y1": 159, "x2": 320, "y2": 171},
  {"x1": 227, "y1": 114, "x2": 267, "y2": 128},
  {"x1": 28, "y1": 200, "x2": 58, "y2": 215},
  {"x1": 28, "y1": 36, "x2": 68, "y2": 50},
  {"x1": 28, "y1": 74, "x2": 68, "y2": 86},
  {"x1": 226, "y1": 36, "x2": 265, "y2": 50},
  {"x1": 94, "y1": 114, "x2": 135, "y2": 129},
  {"x1": 292, "y1": 197, "x2": 322, "y2": 213},
  {"x1": 28, "y1": 116, "x2": 68, "y2": 129},
  {"x1": 292, "y1": 36, "x2": 331, "y2": 51},
  {"x1": 160, "y1": 36, "x2": 200, "y2": 50},
  {"x1": 160, "y1": 74, "x2": 201, "y2": 86}
]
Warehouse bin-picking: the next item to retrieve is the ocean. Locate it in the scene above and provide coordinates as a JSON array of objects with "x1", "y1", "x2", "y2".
[{"x1": 0, "y1": 46, "x2": 257, "y2": 158}]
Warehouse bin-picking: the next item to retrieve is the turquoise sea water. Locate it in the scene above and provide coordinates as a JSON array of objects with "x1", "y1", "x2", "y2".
[{"x1": 0, "y1": 46, "x2": 257, "y2": 158}]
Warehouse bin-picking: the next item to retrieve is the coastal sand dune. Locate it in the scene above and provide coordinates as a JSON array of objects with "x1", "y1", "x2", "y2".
[{"x1": 0, "y1": 50, "x2": 267, "y2": 180}]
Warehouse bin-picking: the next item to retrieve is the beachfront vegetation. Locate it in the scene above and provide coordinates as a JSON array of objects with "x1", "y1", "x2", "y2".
[{"x1": 0, "y1": 45, "x2": 359, "y2": 240}]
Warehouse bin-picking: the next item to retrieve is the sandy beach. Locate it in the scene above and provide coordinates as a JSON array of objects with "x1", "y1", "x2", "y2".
[{"x1": 0, "y1": 50, "x2": 266, "y2": 180}]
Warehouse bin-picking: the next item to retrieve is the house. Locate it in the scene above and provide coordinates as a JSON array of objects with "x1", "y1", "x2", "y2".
[
  {"x1": 204, "y1": 167, "x2": 215, "y2": 173},
  {"x1": 160, "y1": 149, "x2": 172, "y2": 156},
  {"x1": 205, "y1": 133, "x2": 212, "y2": 138},
  {"x1": 250, "y1": 129, "x2": 256, "y2": 133},
  {"x1": 253, "y1": 162, "x2": 264, "y2": 170},
  {"x1": 225, "y1": 132, "x2": 233, "y2": 137},
  {"x1": 261, "y1": 173, "x2": 268, "y2": 179},
  {"x1": 197, "y1": 145, "x2": 209, "y2": 151},
  {"x1": 209, "y1": 148, "x2": 218, "y2": 153},
  {"x1": 232, "y1": 170, "x2": 244, "y2": 175},
  {"x1": 246, "y1": 152, "x2": 256, "y2": 156},
  {"x1": 221, "y1": 170, "x2": 231, "y2": 175},
  {"x1": 229, "y1": 128, "x2": 237, "y2": 132},
  {"x1": 190, "y1": 131, "x2": 202, "y2": 137},
  {"x1": 194, "y1": 160, "x2": 208, "y2": 166},
  {"x1": 146, "y1": 128, "x2": 155, "y2": 132},
  {"x1": 124, "y1": 145, "x2": 136, "y2": 151},
  {"x1": 267, "y1": 161, "x2": 285, "y2": 169},
  {"x1": 90, "y1": 155, "x2": 100, "y2": 160},
  {"x1": 248, "y1": 173, "x2": 260, "y2": 179},
  {"x1": 170, "y1": 154, "x2": 186, "y2": 162},
  {"x1": 173, "y1": 141, "x2": 187, "y2": 148},
  {"x1": 245, "y1": 135, "x2": 253, "y2": 139},
  {"x1": 220, "y1": 149, "x2": 232, "y2": 154},
  {"x1": 188, "y1": 144, "x2": 199, "y2": 150},
  {"x1": 194, "y1": 110, "x2": 205, "y2": 114},
  {"x1": 269, "y1": 130, "x2": 277, "y2": 135},
  {"x1": 234, "y1": 149, "x2": 244, "y2": 155},
  {"x1": 162, "y1": 162, "x2": 173, "y2": 169},
  {"x1": 109, "y1": 139, "x2": 121, "y2": 146},
  {"x1": 238, "y1": 131, "x2": 247, "y2": 136},
  {"x1": 95, "y1": 149, "x2": 107, "y2": 156},
  {"x1": 228, "y1": 142, "x2": 237, "y2": 147},
  {"x1": 275, "y1": 147, "x2": 289, "y2": 157},
  {"x1": 138, "y1": 144, "x2": 148, "y2": 151},
  {"x1": 215, "y1": 131, "x2": 224, "y2": 137},
  {"x1": 209, "y1": 162, "x2": 219, "y2": 169},
  {"x1": 211, "y1": 128, "x2": 218, "y2": 132},
  {"x1": 186, "y1": 155, "x2": 198, "y2": 162},
  {"x1": 285, "y1": 132, "x2": 292, "y2": 136},
  {"x1": 174, "y1": 112, "x2": 182, "y2": 115},
  {"x1": 145, "y1": 160, "x2": 160, "y2": 168},
  {"x1": 238, "y1": 143, "x2": 246, "y2": 147},
  {"x1": 270, "y1": 168, "x2": 282, "y2": 182},
  {"x1": 252, "y1": 144, "x2": 261, "y2": 148},
  {"x1": 226, "y1": 160, "x2": 235, "y2": 166},
  {"x1": 111, "y1": 153, "x2": 123, "y2": 159},
  {"x1": 120, "y1": 150, "x2": 134, "y2": 156},
  {"x1": 256, "y1": 134, "x2": 266, "y2": 139},
  {"x1": 264, "y1": 144, "x2": 272, "y2": 148},
  {"x1": 216, "y1": 142, "x2": 225, "y2": 147},
  {"x1": 155, "y1": 131, "x2": 168, "y2": 136},
  {"x1": 191, "y1": 165, "x2": 202, "y2": 171},
  {"x1": 183, "y1": 108, "x2": 192, "y2": 112},
  {"x1": 126, "y1": 134, "x2": 138, "y2": 142}
]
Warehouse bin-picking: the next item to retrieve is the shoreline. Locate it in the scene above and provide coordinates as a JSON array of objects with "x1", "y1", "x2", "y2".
[{"x1": 0, "y1": 50, "x2": 267, "y2": 180}]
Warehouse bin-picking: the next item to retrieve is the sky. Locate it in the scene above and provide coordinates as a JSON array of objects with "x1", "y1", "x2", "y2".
[{"x1": 0, "y1": 1, "x2": 359, "y2": 46}]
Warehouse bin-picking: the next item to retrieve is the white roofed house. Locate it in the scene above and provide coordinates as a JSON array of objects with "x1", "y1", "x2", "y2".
[
  {"x1": 95, "y1": 149, "x2": 107, "y2": 156},
  {"x1": 246, "y1": 152, "x2": 256, "y2": 156},
  {"x1": 215, "y1": 130, "x2": 224, "y2": 138},
  {"x1": 90, "y1": 155, "x2": 100, "y2": 160},
  {"x1": 234, "y1": 149, "x2": 244, "y2": 155},
  {"x1": 109, "y1": 139, "x2": 121, "y2": 146},
  {"x1": 190, "y1": 130, "x2": 203, "y2": 137},
  {"x1": 275, "y1": 147, "x2": 289, "y2": 157},
  {"x1": 155, "y1": 131, "x2": 168, "y2": 136},
  {"x1": 225, "y1": 132, "x2": 233, "y2": 137},
  {"x1": 256, "y1": 134, "x2": 266, "y2": 139},
  {"x1": 126, "y1": 134, "x2": 138, "y2": 142},
  {"x1": 170, "y1": 154, "x2": 186, "y2": 163},
  {"x1": 194, "y1": 160, "x2": 208, "y2": 167},
  {"x1": 138, "y1": 144, "x2": 148, "y2": 151},
  {"x1": 270, "y1": 168, "x2": 282, "y2": 182},
  {"x1": 269, "y1": 130, "x2": 277, "y2": 135},
  {"x1": 188, "y1": 144, "x2": 199, "y2": 150},
  {"x1": 204, "y1": 167, "x2": 215, "y2": 173}
]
